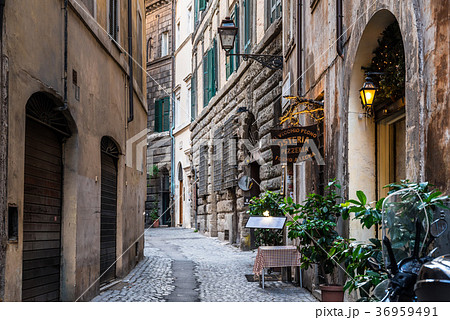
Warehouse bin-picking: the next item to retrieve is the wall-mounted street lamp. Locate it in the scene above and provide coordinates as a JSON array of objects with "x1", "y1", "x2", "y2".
[
  {"x1": 359, "y1": 71, "x2": 384, "y2": 117},
  {"x1": 359, "y1": 76, "x2": 377, "y2": 111},
  {"x1": 218, "y1": 17, "x2": 283, "y2": 70}
]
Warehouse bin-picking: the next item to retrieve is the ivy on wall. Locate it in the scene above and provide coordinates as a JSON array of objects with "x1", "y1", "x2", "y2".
[{"x1": 363, "y1": 22, "x2": 405, "y2": 107}]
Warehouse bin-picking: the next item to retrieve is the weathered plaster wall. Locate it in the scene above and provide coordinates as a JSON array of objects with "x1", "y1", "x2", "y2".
[{"x1": 3, "y1": 0, "x2": 147, "y2": 301}]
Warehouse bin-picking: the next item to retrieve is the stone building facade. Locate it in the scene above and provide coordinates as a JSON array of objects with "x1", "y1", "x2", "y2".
[
  {"x1": 190, "y1": 0, "x2": 284, "y2": 249},
  {"x1": 281, "y1": 0, "x2": 449, "y2": 295},
  {"x1": 1, "y1": 0, "x2": 147, "y2": 301},
  {"x1": 145, "y1": 0, "x2": 174, "y2": 226}
]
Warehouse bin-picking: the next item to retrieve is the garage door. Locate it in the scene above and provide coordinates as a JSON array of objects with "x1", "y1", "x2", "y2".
[
  {"x1": 22, "y1": 119, "x2": 63, "y2": 302},
  {"x1": 100, "y1": 138, "x2": 119, "y2": 284}
]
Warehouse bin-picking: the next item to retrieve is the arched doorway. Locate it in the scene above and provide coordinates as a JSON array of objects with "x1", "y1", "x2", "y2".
[
  {"x1": 100, "y1": 137, "x2": 119, "y2": 285},
  {"x1": 348, "y1": 10, "x2": 405, "y2": 240},
  {"x1": 22, "y1": 93, "x2": 71, "y2": 301},
  {"x1": 178, "y1": 162, "x2": 183, "y2": 226}
]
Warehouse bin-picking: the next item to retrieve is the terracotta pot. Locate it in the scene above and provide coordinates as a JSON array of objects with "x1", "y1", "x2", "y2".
[
  {"x1": 320, "y1": 284, "x2": 344, "y2": 302},
  {"x1": 152, "y1": 219, "x2": 159, "y2": 228}
]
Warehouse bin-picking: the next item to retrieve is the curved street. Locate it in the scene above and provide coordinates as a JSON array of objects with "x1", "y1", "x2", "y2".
[{"x1": 92, "y1": 228, "x2": 316, "y2": 302}]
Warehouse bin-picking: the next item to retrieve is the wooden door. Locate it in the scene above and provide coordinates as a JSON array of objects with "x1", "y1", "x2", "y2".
[
  {"x1": 100, "y1": 151, "x2": 118, "y2": 284},
  {"x1": 22, "y1": 120, "x2": 62, "y2": 302},
  {"x1": 179, "y1": 180, "x2": 183, "y2": 226}
]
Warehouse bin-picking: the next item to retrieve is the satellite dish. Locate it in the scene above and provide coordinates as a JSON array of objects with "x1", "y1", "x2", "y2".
[{"x1": 238, "y1": 176, "x2": 253, "y2": 191}]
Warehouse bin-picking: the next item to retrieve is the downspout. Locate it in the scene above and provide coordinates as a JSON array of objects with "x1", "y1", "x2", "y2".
[
  {"x1": 0, "y1": 0, "x2": 6, "y2": 302},
  {"x1": 127, "y1": 0, "x2": 134, "y2": 122},
  {"x1": 297, "y1": 0, "x2": 302, "y2": 96},
  {"x1": 61, "y1": 0, "x2": 68, "y2": 111},
  {"x1": 169, "y1": 0, "x2": 175, "y2": 227},
  {"x1": 336, "y1": 0, "x2": 344, "y2": 58}
]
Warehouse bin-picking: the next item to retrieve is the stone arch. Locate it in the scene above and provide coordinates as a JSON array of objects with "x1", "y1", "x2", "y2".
[{"x1": 345, "y1": 9, "x2": 407, "y2": 241}]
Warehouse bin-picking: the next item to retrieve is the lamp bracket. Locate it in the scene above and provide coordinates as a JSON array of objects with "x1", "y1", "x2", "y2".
[{"x1": 227, "y1": 53, "x2": 283, "y2": 70}]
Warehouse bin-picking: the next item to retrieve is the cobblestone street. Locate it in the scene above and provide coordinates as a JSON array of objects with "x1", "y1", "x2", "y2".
[{"x1": 92, "y1": 228, "x2": 317, "y2": 302}]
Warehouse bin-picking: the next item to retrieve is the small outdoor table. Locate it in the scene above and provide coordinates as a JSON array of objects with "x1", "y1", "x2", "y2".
[{"x1": 253, "y1": 245, "x2": 301, "y2": 289}]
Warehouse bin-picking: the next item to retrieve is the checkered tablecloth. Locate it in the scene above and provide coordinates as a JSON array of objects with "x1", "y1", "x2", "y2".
[{"x1": 253, "y1": 246, "x2": 301, "y2": 275}]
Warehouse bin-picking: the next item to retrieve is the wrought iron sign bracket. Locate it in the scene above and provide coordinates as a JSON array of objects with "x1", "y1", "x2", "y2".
[{"x1": 226, "y1": 53, "x2": 283, "y2": 70}]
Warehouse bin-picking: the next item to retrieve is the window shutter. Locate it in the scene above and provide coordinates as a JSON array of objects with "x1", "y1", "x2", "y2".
[
  {"x1": 222, "y1": 116, "x2": 238, "y2": 189},
  {"x1": 212, "y1": 39, "x2": 217, "y2": 97},
  {"x1": 191, "y1": 72, "x2": 197, "y2": 122},
  {"x1": 213, "y1": 128, "x2": 223, "y2": 192},
  {"x1": 244, "y1": 0, "x2": 251, "y2": 53},
  {"x1": 199, "y1": 0, "x2": 206, "y2": 11},
  {"x1": 163, "y1": 97, "x2": 170, "y2": 132},
  {"x1": 203, "y1": 53, "x2": 209, "y2": 107},
  {"x1": 199, "y1": 144, "x2": 208, "y2": 196},
  {"x1": 155, "y1": 99, "x2": 162, "y2": 132},
  {"x1": 235, "y1": 4, "x2": 240, "y2": 70}
]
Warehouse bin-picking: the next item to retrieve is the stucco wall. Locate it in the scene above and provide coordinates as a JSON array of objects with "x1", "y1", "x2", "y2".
[{"x1": 3, "y1": 0, "x2": 147, "y2": 301}]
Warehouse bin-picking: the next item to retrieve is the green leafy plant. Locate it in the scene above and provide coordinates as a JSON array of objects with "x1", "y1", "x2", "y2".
[
  {"x1": 148, "y1": 165, "x2": 159, "y2": 179},
  {"x1": 150, "y1": 208, "x2": 159, "y2": 221},
  {"x1": 341, "y1": 190, "x2": 384, "y2": 229},
  {"x1": 247, "y1": 190, "x2": 286, "y2": 246},
  {"x1": 286, "y1": 180, "x2": 342, "y2": 284}
]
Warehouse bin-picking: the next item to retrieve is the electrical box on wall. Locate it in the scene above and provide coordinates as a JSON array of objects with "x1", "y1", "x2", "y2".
[{"x1": 8, "y1": 204, "x2": 18, "y2": 241}]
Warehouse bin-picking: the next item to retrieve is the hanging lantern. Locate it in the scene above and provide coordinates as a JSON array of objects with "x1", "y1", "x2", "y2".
[
  {"x1": 359, "y1": 76, "x2": 377, "y2": 113},
  {"x1": 218, "y1": 17, "x2": 238, "y2": 53}
]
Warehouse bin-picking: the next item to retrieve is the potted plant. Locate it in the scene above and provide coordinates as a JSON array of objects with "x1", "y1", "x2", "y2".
[
  {"x1": 150, "y1": 208, "x2": 160, "y2": 228},
  {"x1": 286, "y1": 180, "x2": 344, "y2": 301}
]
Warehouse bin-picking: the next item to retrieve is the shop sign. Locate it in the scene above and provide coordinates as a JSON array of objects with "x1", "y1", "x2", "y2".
[{"x1": 271, "y1": 125, "x2": 318, "y2": 164}]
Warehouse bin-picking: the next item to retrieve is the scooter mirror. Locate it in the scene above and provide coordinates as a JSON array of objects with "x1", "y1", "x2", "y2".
[
  {"x1": 430, "y1": 213, "x2": 448, "y2": 239},
  {"x1": 368, "y1": 257, "x2": 382, "y2": 272}
]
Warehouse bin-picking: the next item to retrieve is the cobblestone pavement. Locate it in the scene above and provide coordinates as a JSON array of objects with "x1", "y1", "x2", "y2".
[{"x1": 92, "y1": 228, "x2": 317, "y2": 302}]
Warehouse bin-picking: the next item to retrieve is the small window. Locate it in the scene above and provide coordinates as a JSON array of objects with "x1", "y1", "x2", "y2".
[
  {"x1": 187, "y1": 7, "x2": 192, "y2": 33},
  {"x1": 161, "y1": 32, "x2": 169, "y2": 57},
  {"x1": 147, "y1": 37, "x2": 152, "y2": 62},
  {"x1": 176, "y1": 22, "x2": 181, "y2": 48},
  {"x1": 269, "y1": 0, "x2": 282, "y2": 25},
  {"x1": 108, "y1": 0, "x2": 119, "y2": 40},
  {"x1": 155, "y1": 97, "x2": 170, "y2": 132}
]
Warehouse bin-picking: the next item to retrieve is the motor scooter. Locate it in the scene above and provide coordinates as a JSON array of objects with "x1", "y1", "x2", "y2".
[{"x1": 370, "y1": 188, "x2": 450, "y2": 302}]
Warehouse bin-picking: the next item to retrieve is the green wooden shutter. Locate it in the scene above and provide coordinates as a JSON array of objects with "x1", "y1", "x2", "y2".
[
  {"x1": 235, "y1": 4, "x2": 240, "y2": 70},
  {"x1": 191, "y1": 72, "x2": 196, "y2": 122},
  {"x1": 163, "y1": 97, "x2": 170, "y2": 132},
  {"x1": 203, "y1": 53, "x2": 208, "y2": 107},
  {"x1": 199, "y1": 0, "x2": 206, "y2": 11},
  {"x1": 244, "y1": 0, "x2": 251, "y2": 53},
  {"x1": 194, "y1": 0, "x2": 198, "y2": 26},
  {"x1": 155, "y1": 99, "x2": 162, "y2": 132},
  {"x1": 211, "y1": 39, "x2": 217, "y2": 98}
]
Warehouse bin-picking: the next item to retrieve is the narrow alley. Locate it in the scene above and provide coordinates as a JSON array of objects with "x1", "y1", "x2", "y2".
[{"x1": 92, "y1": 228, "x2": 316, "y2": 302}]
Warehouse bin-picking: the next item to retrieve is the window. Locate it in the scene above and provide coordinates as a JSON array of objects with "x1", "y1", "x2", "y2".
[
  {"x1": 269, "y1": 0, "x2": 282, "y2": 24},
  {"x1": 243, "y1": 0, "x2": 252, "y2": 53},
  {"x1": 155, "y1": 97, "x2": 170, "y2": 132},
  {"x1": 203, "y1": 40, "x2": 217, "y2": 107},
  {"x1": 226, "y1": 5, "x2": 240, "y2": 79},
  {"x1": 147, "y1": 37, "x2": 152, "y2": 62},
  {"x1": 108, "y1": 0, "x2": 119, "y2": 40},
  {"x1": 187, "y1": 6, "x2": 192, "y2": 33},
  {"x1": 161, "y1": 32, "x2": 169, "y2": 57},
  {"x1": 175, "y1": 94, "x2": 181, "y2": 127},
  {"x1": 187, "y1": 88, "x2": 192, "y2": 119},
  {"x1": 191, "y1": 71, "x2": 197, "y2": 121},
  {"x1": 137, "y1": 11, "x2": 143, "y2": 88},
  {"x1": 176, "y1": 22, "x2": 181, "y2": 48},
  {"x1": 199, "y1": 0, "x2": 207, "y2": 11}
]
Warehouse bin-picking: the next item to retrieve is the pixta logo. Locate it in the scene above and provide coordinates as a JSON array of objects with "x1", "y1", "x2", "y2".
[{"x1": 126, "y1": 128, "x2": 148, "y2": 172}]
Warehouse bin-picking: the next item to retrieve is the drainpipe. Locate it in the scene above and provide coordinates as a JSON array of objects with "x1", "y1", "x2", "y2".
[
  {"x1": 127, "y1": 0, "x2": 134, "y2": 122},
  {"x1": 169, "y1": 0, "x2": 175, "y2": 227},
  {"x1": 61, "y1": 0, "x2": 68, "y2": 111},
  {"x1": 336, "y1": 0, "x2": 344, "y2": 58},
  {"x1": 297, "y1": 0, "x2": 302, "y2": 96},
  {"x1": 0, "y1": 0, "x2": 6, "y2": 303}
]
